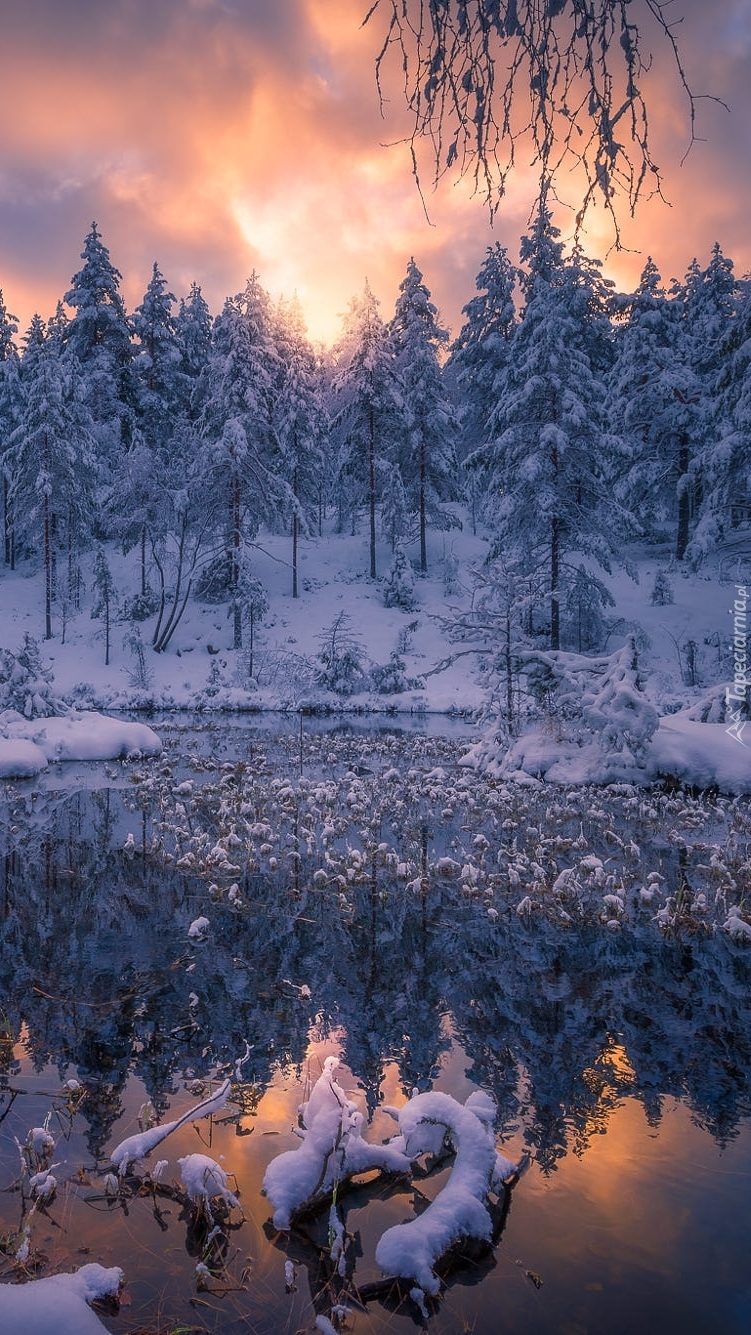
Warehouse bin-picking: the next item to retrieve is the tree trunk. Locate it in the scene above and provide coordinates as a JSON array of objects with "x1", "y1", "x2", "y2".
[
  {"x1": 419, "y1": 439, "x2": 427, "y2": 574},
  {"x1": 676, "y1": 436, "x2": 691, "y2": 561},
  {"x1": 44, "y1": 491, "x2": 52, "y2": 641},
  {"x1": 369, "y1": 402, "x2": 377, "y2": 579},
  {"x1": 292, "y1": 464, "x2": 299, "y2": 599},
  {"x1": 232, "y1": 473, "x2": 242, "y2": 650}
]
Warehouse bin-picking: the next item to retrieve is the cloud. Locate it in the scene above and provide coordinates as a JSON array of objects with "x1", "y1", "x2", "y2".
[{"x1": 0, "y1": 0, "x2": 748, "y2": 344}]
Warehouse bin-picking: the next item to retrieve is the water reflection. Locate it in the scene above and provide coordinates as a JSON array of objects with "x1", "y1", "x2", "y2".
[{"x1": 1, "y1": 729, "x2": 750, "y2": 1331}]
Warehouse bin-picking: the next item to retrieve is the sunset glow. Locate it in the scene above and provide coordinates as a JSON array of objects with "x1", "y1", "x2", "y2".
[{"x1": 0, "y1": 0, "x2": 749, "y2": 342}]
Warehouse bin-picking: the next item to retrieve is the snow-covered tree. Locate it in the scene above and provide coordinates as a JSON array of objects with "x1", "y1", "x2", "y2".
[
  {"x1": 330, "y1": 281, "x2": 403, "y2": 578},
  {"x1": 175, "y1": 281, "x2": 213, "y2": 418},
  {"x1": 273, "y1": 295, "x2": 327, "y2": 597},
  {"x1": 316, "y1": 612, "x2": 369, "y2": 696},
  {"x1": 390, "y1": 258, "x2": 459, "y2": 573},
  {"x1": 383, "y1": 541, "x2": 417, "y2": 610},
  {"x1": 8, "y1": 319, "x2": 97, "y2": 638},
  {"x1": 609, "y1": 257, "x2": 700, "y2": 559},
  {"x1": 91, "y1": 544, "x2": 117, "y2": 665},
  {"x1": 62, "y1": 222, "x2": 134, "y2": 470},
  {"x1": 0, "y1": 290, "x2": 21, "y2": 569},
  {"x1": 481, "y1": 209, "x2": 628, "y2": 650},
  {"x1": 200, "y1": 275, "x2": 290, "y2": 648}
]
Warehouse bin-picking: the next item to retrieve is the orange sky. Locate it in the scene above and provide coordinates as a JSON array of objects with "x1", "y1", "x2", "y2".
[{"x1": 0, "y1": 0, "x2": 749, "y2": 344}]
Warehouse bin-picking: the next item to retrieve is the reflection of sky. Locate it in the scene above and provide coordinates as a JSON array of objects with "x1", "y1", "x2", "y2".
[{"x1": 0, "y1": 0, "x2": 749, "y2": 344}]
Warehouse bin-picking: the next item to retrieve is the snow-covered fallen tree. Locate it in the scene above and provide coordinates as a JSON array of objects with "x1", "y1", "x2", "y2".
[
  {"x1": 375, "y1": 1089, "x2": 519, "y2": 1297},
  {"x1": 262, "y1": 1056, "x2": 412, "y2": 1230}
]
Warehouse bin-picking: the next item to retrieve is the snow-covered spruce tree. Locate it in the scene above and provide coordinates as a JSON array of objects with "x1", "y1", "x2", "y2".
[
  {"x1": 689, "y1": 263, "x2": 751, "y2": 561},
  {"x1": 124, "y1": 263, "x2": 184, "y2": 597},
  {"x1": 383, "y1": 540, "x2": 417, "y2": 609},
  {"x1": 0, "y1": 632, "x2": 64, "y2": 717},
  {"x1": 389, "y1": 258, "x2": 459, "y2": 574},
  {"x1": 608, "y1": 257, "x2": 701, "y2": 560},
  {"x1": 199, "y1": 275, "x2": 291, "y2": 649},
  {"x1": 481, "y1": 207, "x2": 629, "y2": 651},
  {"x1": 8, "y1": 317, "x2": 97, "y2": 639},
  {"x1": 175, "y1": 281, "x2": 213, "y2": 419},
  {"x1": 316, "y1": 612, "x2": 369, "y2": 696},
  {"x1": 446, "y1": 242, "x2": 517, "y2": 524},
  {"x1": 0, "y1": 289, "x2": 21, "y2": 569},
  {"x1": 330, "y1": 281, "x2": 403, "y2": 578},
  {"x1": 232, "y1": 545, "x2": 269, "y2": 679},
  {"x1": 273, "y1": 295, "x2": 327, "y2": 597},
  {"x1": 91, "y1": 544, "x2": 117, "y2": 666},
  {"x1": 62, "y1": 222, "x2": 135, "y2": 476}
]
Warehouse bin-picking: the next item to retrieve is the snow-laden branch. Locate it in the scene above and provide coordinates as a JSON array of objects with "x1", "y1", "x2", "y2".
[{"x1": 109, "y1": 1077, "x2": 231, "y2": 1177}]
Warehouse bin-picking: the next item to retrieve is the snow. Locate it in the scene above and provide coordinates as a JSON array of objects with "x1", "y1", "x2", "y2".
[
  {"x1": 0, "y1": 1263, "x2": 123, "y2": 1335},
  {"x1": 262, "y1": 1056, "x2": 411, "y2": 1230},
  {"x1": 375, "y1": 1089, "x2": 518, "y2": 1296},
  {"x1": 0, "y1": 707, "x2": 161, "y2": 778},
  {"x1": 110, "y1": 1077, "x2": 231, "y2": 1176},
  {"x1": 1, "y1": 516, "x2": 750, "y2": 793},
  {"x1": 177, "y1": 1152, "x2": 241, "y2": 1217}
]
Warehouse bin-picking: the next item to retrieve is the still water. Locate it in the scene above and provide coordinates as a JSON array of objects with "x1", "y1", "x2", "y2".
[{"x1": 1, "y1": 717, "x2": 750, "y2": 1333}]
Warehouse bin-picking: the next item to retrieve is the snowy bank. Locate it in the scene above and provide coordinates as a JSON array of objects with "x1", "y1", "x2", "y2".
[
  {"x1": 0, "y1": 708, "x2": 161, "y2": 778},
  {"x1": 0, "y1": 1263, "x2": 123, "y2": 1335},
  {"x1": 465, "y1": 713, "x2": 751, "y2": 794}
]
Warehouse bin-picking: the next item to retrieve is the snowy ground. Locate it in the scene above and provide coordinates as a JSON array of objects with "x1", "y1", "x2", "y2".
[{"x1": 1, "y1": 518, "x2": 749, "y2": 789}]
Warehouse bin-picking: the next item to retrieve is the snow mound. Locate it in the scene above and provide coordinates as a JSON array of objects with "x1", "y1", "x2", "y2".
[
  {"x1": 0, "y1": 708, "x2": 161, "y2": 777},
  {"x1": 0, "y1": 1263, "x2": 123, "y2": 1334}
]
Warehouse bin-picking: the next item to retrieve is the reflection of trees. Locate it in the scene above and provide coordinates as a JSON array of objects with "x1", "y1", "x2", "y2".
[{"x1": 1, "y1": 763, "x2": 750, "y2": 1177}]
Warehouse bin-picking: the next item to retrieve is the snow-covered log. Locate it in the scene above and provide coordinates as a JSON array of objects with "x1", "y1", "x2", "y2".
[
  {"x1": 375, "y1": 1089, "x2": 519, "y2": 1297},
  {"x1": 262, "y1": 1057, "x2": 411, "y2": 1230}
]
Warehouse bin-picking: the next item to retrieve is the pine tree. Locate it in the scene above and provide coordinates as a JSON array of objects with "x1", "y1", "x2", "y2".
[
  {"x1": 200, "y1": 274, "x2": 289, "y2": 648},
  {"x1": 447, "y1": 242, "x2": 517, "y2": 521},
  {"x1": 63, "y1": 222, "x2": 134, "y2": 470},
  {"x1": 609, "y1": 257, "x2": 700, "y2": 559},
  {"x1": 0, "y1": 290, "x2": 21, "y2": 569},
  {"x1": 175, "y1": 281, "x2": 213, "y2": 418},
  {"x1": 330, "y1": 281, "x2": 403, "y2": 578},
  {"x1": 273, "y1": 295, "x2": 327, "y2": 597},
  {"x1": 485, "y1": 209, "x2": 628, "y2": 650},
  {"x1": 8, "y1": 319, "x2": 97, "y2": 638},
  {"x1": 390, "y1": 258, "x2": 459, "y2": 573},
  {"x1": 92, "y1": 544, "x2": 117, "y2": 665}
]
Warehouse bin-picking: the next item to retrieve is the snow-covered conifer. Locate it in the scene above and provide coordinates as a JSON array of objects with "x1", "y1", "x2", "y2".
[
  {"x1": 330, "y1": 281, "x2": 403, "y2": 578},
  {"x1": 273, "y1": 295, "x2": 327, "y2": 596},
  {"x1": 390, "y1": 258, "x2": 459, "y2": 573},
  {"x1": 483, "y1": 208, "x2": 629, "y2": 650}
]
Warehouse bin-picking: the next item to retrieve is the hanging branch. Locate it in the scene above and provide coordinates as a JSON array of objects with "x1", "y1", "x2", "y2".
[{"x1": 364, "y1": 1, "x2": 724, "y2": 241}]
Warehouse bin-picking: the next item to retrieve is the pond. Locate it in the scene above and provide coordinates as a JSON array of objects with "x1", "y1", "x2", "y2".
[{"x1": 1, "y1": 718, "x2": 750, "y2": 1334}]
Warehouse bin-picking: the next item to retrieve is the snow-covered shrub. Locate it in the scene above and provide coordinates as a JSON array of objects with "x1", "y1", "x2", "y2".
[
  {"x1": 384, "y1": 543, "x2": 417, "y2": 610},
  {"x1": 124, "y1": 627, "x2": 154, "y2": 690},
  {"x1": 316, "y1": 613, "x2": 370, "y2": 696},
  {"x1": 177, "y1": 1152, "x2": 242, "y2": 1220},
  {"x1": 371, "y1": 651, "x2": 423, "y2": 695},
  {"x1": 650, "y1": 569, "x2": 674, "y2": 605},
  {"x1": 563, "y1": 565, "x2": 613, "y2": 653},
  {"x1": 0, "y1": 635, "x2": 65, "y2": 718},
  {"x1": 193, "y1": 554, "x2": 232, "y2": 604},
  {"x1": 121, "y1": 587, "x2": 160, "y2": 622}
]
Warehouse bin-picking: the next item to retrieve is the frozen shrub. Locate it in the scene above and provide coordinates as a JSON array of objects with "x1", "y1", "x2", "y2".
[
  {"x1": 0, "y1": 634, "x2": 64, "y2": 718},
  {"x1": 371, "y1": 651, "x2": 423, "y2": 695},
  {"x1": 316, "y1": 613, "x2": 370, "y2": 696},
  {"x1": 383, "y1": 543, "x2": 417, "y2": 610},
  {"x1": 650, "y1": 569, "x2": 674, "y2": 605}
]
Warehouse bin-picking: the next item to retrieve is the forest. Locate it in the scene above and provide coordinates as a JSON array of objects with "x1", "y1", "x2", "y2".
[{"x1": 0, "y1": 215, "x2": 748, "y2": 723}]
